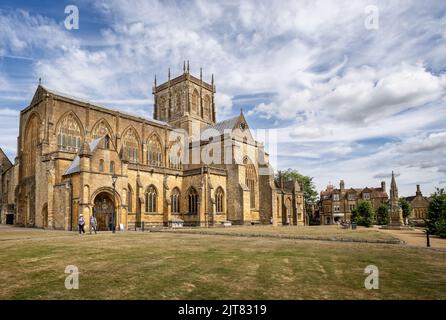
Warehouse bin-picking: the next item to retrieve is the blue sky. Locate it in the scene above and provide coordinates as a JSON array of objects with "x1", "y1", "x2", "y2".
[{"x1": 1, "y1": 0, "x2": 446, "y2": 196}]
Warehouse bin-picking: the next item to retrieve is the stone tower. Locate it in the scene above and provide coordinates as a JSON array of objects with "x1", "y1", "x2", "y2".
[
  {"x1": 152, "y1": 61, "x2": 216, "y2": 138},
  {"x1": 388, "y1": 171, "x2": 404, "y2": 226}
]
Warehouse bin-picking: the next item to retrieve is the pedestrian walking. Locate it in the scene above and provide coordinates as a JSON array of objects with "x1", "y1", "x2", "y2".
[
  {"x1": 78, "y1": 214, "x2": 85, "y2": 235},
  {"x1": 90, "y1": 214, "x2": 97, "y2": 234}
]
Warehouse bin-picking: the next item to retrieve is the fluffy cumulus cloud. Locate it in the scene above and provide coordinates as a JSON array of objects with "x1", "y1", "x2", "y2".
[{"x1": 0, "y1": 0, "x2": 445, "y2": 195}]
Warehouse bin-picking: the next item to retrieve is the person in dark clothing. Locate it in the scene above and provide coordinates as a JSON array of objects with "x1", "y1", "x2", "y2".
[{"x1": 78, "y1": 214, "x2": 85, "y2": 235}]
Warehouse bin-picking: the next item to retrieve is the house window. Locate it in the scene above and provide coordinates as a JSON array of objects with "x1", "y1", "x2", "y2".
[
  {"x1": 188, "y1": 187, "x2": 198, "y2": 214},
  {"x1": 363, "y1": 192, "x2": 371, "y2": 200},
  {"x1": 110, "y1": 161, "x2": 115, "y2": 174},
  {"x1": 216, "y1": 187, "x2": 224, "y2": 213},
  {"x1": 333, "y1": 194, "x2": 340, "y2": 201},
  {"x1": 171, "y1": 188, "x2": 180, "y2": 213},
  {"x1": 145, "y1": 185, "x2": 157, "y2": 213},
  {"x1": 348, "y1": 193, "x2": 355, "y2": 201}
]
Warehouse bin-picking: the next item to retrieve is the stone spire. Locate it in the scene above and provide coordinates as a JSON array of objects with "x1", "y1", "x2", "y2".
[
  {"x1": 388, "y1": 171, "x2": 404, "y2": 227},
  {"x1": 416, "y1": 184, "x2": 422, "y2": 196}
]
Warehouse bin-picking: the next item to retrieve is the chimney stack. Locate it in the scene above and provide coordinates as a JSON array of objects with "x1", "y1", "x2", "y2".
[
  {"x1": 340, "y1": 180, "x2": 345, "y2": 190},
  {"x1": 381, "y1": 181, "x2": 386, "y2": 192}
]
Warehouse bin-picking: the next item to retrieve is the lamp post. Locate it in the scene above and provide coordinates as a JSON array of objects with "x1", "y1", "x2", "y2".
[{"x1": 111, "y1": 173, "x2": 118, "y2": 233}]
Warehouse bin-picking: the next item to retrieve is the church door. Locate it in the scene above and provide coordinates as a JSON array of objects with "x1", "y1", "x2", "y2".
[{"x1": 93, "y1": 193, "x2": 115, "y2": 231}]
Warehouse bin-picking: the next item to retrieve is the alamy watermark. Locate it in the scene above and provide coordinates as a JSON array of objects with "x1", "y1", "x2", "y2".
[
  {"x1": 65, "y1": 265, "x2": 79, "y2": 290},
  {"x1": 364, "y1": 5, "x2": 379, "y2": 30},
  {"x1": 64, "y1": 5, "x2": 79, "y2": 30},
  {"x1": 364, "y1": 264, "x2": 379, "y2": 290}
]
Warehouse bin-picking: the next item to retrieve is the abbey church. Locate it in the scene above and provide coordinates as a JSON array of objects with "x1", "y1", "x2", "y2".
[{"x1": 0, "y1": 64, "x2": 305, "y2": 231}]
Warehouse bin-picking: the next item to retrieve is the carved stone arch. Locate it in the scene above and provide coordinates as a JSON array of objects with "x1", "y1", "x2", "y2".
[
  {"x1": 22, "y1": 111, "x2": 42, "y2": 141},
  {"x1": 91, "y1": 118, "x2": 115, "y2": 141},
  {"x1": 21, "y1": 112, "x2": 41, "y2": 178},
  {"x1": 91, "y1": 187, "x2": 122, "y2": 207}
]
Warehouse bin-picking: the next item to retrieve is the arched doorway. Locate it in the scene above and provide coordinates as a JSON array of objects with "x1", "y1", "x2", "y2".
[{"x1": 93, "y1": 193, "x2": 115, "y2": 231}]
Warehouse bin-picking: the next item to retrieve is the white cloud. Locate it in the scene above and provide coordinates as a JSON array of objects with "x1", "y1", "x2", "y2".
[{"x1": 0, "y1": 0, "x2": 445, "y2": 196}]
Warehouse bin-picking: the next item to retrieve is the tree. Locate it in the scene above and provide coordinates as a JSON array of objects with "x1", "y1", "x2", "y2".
[
  {"x1": 399, "y1": 198, "x2": 411, "y2": 219},
  {"x1": 427, "y1": 188, "x2": 446, "y2": 238},
  {"x1": 376, "y1": 203, "x2": 389, "y2": 225},
  {"x1": 352, "y1": 200, "x2": 374, "y2": 227},
  {"x1": 276, "y1": 168, "x2": 318, "y2": 210}
]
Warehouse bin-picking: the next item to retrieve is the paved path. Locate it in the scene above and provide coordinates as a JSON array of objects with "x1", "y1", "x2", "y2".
[{"x1": 376, "y1": 227, "x2": 446, "y2": 249}]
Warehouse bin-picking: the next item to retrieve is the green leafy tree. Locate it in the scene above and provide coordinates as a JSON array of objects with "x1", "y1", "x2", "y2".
[
  {"x1": 276, "y1": 168, "x2": 318, "y2": 209},
  {"x1": 376, "y1": 203, "x2": 389, "y2": 225},
  {"x1": 399, "y1": 198, "x2": 411, "y2": 219},
  {"x1": 353, "y1": 200, "x2": 374, "y2": 227},
  {"x1": 427, "y1": 188, "x2": 446, "y2": 237}
]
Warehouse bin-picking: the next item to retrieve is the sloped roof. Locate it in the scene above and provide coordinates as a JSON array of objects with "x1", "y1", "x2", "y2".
[
  {"x1": 321, "y1": 186, "x2": 388, "y2": 199},
  {"x1": 64, "y1": 138, "x2": 102, "y2": 175},
  {"x1": 0, "y1": 148, "x2": 13, "y2": 170},
  {"x1": 37, "y1": 85, "x2": 170, "y2": 127},
  {"x1": 204, "y1": 115, "x2": 240, "y2": 134}
]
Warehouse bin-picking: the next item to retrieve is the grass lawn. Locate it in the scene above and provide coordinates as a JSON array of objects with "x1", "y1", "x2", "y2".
[
  {"x1": 0, "y1": 226, "x2": 445, "y2": 299},
  {"x1": 159, "y1": 225, "x2": 400, "y2": 242}
]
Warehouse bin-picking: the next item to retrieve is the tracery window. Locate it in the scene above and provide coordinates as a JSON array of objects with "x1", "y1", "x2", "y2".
[
  {"x1": 147, "y1": 135, "x2": 163, "y2": 167},
  {"x1": 57, "y1": 113, "x2": 82, "y2": 152},
  {"x1": 92, "y1": 120, "x2": 112, "y2": 140},
  {"x1": 122, "y1": 128, "x2": 139, "y2": 163},
  {"x1": 188, "y1": 187, "x2": 198, "y2": 214},
  {"x1": 169, "y1": 143, "x2": 183, "y2": 170},
  {"x1": 145, "y1": 185, "x2": 157, "y2": 213},
  {"x1": 171, "y1": 188, "x2": 180, "y2": 214},
  {"x1": 216, "y1": 187, "x2": 224, "y2": 213}
]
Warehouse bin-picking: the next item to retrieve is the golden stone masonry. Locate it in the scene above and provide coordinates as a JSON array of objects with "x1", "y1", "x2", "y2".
[{"x1": 0, "y1": 65, "x2": 305, "y2": 230}]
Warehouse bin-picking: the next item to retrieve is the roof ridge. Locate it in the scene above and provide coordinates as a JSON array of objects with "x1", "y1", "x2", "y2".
[{"x1": 39, "y1": 85, "x2": 170, "y2": 127}]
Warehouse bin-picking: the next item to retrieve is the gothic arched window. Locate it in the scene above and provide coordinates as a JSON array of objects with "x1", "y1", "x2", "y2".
[
  {"x1": 57, "y1": 113, "x2": 82, "y2": 152},
  {"x1": 99, "y1": 159, "x2": 104, "y2": 172},
  {"x1": 145, "y1": 185, "x2": 157, "y2": 213},
  {"x1": 216, "y1": 187, "x2": 224, "y2": 213},
  {"x1": 147, "y1": 135, "x2": 163, "y2": 167},
  {"x1": 171, "y1": 187, "x2": 180, "y2": 214},
  {"x1": 203, "y1": 95, "x2": 211, "y2": 119},
  {"x1": 175, "y1": 92, "x2": 181, "y2": 113},
  {"x1": 191, "y1": 90, "x2": 199, "y2": 114},
  {"x1": 245, "y1": 163, "x2": 257, "y2": 209},
  {"x1": 169, "y1": 143, "x2": 183, "y2": 170},
  {"x1": 122, "y1": 128, "x2": 140, "y2": 163},
  {"x1": 92, "y1": 119, "x2": 113, "y2": 140},
  {"x1": 110, "y1": 161, "x2": 115, "y2": 174},
  {"x1": 188, "y1": 187, "x2": 198, "y2": 214}
]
